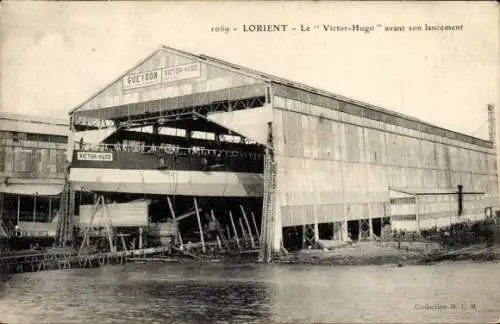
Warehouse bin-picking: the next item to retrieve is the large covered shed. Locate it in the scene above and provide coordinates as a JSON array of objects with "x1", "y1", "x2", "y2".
[{"x1": 68, "y1": 46, "x2": 498, "y2": 256}]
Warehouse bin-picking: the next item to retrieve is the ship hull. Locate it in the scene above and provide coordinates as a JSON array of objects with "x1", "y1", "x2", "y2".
[{"x1": 69, "y1": 167, "x2": 263, "y2": 197}]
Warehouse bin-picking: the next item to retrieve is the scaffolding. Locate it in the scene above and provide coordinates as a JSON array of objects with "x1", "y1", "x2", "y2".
[
  {"x1": 55, "y1": 171, "x2": 74, "y2": 247},
  {"x1": 259, "y1": 122, "x2": 276, "y2": 263}
]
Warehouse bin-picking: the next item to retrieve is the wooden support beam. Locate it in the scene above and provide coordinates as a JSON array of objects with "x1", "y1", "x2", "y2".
[
  {"x1": 175, "y1": 209, "x2": 203, "y2": 222},
  {"x1": 49, "y1": 198, "x2": 52, "y2": 222},
  {"x1": 211, "y1": 209, "x2": 229, "y2": 250},
  {"x1": 416, "y1": 196, "x2": 421, "y2": 235},
  {"x1": 238, "y1": 218, "x2": 247, "y2": 241},
  {"x1": 33, "y1": 195, "x2": 37, "y2": 223},
  {"x1": 0, "y1": 193, "x2": 3, "y2": 229},
  {"x1": 229, "y1": 211, "x2": 240, "y2": 250},
  {"x1": 17, "y1": 196, "x2": 20, "y2": 224},
  {"x1": 139, "y1": 227, "x2": 143, "y2": 250},
  {"x1": 314, "y1": 219, "x2": 319, "y2": 242},
  {"x1": 79, "y1": 196, "x2": 103, "y2": 255},
  {"x1": 240, "y1": 205, "x2": 255, "y2": 248},
  {"x1": 120, "y1": 235, "x2": 128, "y2": 252},
  {"x1": 250, "y1": 211, "x2": 260, "y2": 241},
  {"x1": 302, "y1": 225, "x2": 306, "y2": 248},
  {"x1": 172, "y1": 246, "x2": 201, "y2": 260},
  {"x1": 102, "y1": 197, "x2": 115, "y2": 253},
  {"x1": 193, "y1": 198, "x2": 206, "y2": 253},
  {"x1": 225, "y1": 224, "x2": 232, "y2": 240},
  {"x1": 167, "y1": 196, "x2": 183, "y2": 248}
]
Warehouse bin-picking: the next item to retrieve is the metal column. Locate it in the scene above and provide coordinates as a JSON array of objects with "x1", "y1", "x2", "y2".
[
  {"x1": 33, "y1": 195, "x2": 37, "y2": 222},
  {"x1": 17, "y1": 195, "x2": 20, "y2": 224},
  {"x1": 0, "y1": 193, "x2": 3, "y2": 226}
]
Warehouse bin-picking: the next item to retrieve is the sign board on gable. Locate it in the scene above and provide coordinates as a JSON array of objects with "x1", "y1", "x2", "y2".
[
  {"x1": 123, "y1": 69, "x2": 162, "y2": 90},
  {"x1": 77, "y1": 152, "x2": 113, "y2": 161},
  {"x1": 122, "y1": 62, "x2": 201, "y2": 90},
  {"x1": 162, "y1": 62, "x2": 201, "y2": 83}
]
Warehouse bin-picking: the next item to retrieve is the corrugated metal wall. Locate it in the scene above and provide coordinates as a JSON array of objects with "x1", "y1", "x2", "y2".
[
  {"x1": 273, "y1": 93, "x2": 498, "y2": 227},
  {"x1": 0, "y1": 140, "x2": 67, "y2": 180}
]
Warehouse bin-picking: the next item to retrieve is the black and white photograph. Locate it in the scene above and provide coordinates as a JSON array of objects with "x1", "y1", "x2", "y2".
[{"x1": 0, "y1": 1, "x2": 499, "y2": 323}]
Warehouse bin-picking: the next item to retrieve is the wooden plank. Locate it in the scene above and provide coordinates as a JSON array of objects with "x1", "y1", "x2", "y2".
[
  {"x1": 240, "y1": 205, "x2": 255, "y2": 248},
  {"x1": 172, "y1": 246, "x2": 201, "y2": 260},
  {"x1": 167, "y1": 196, "x2": 183, "y2": 248},
  {"x1": 211, "y1": 209, "x2": 229, "y2": 250},
  {"x1": 238, "y1": 218, "x2": 247, "y2": 239},
  {"x1": 193, "y1": 198, "x2": 206, "y2": 253},
  {"x1": 229, "y1": 210, "x2": 240, "y2": 250},
  {"x1": 250, "y1": 211, "x2": 260, "y2": 241},
  {"x1": 78, "y1": 197, "x2": 103, "y2": 255},
  {"x1": 175, "y1": 209, "x2": 203, "y2": 222}
]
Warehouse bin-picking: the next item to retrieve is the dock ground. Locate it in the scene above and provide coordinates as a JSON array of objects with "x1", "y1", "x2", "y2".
[{"x1": 275, "y1": 241, "x2": 500, "y2": 266}]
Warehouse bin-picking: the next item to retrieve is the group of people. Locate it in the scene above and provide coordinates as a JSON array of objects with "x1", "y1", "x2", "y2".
[{"x1": 76, "y1": 138, "x2": 263, "y2": 160}]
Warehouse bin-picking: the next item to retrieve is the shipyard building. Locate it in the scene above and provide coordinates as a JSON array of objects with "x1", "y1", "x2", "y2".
[
  {"x1": 0, "y1": 113, "x2": 69, "y2": 241},
  {"x1": 65, "y1": 46, "x2": 498, "y2": 259}
]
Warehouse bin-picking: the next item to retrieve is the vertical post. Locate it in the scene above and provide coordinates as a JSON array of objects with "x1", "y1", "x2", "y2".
[
  {"x1": 332, "y1": 222, "x2": 336, "y2": 240},
  {"x1": 49, "y1": 197, "x2": 52, "y2": 222},
  {"x1": 0, "y1": 192, "x2": 3, "y2": 226},
  {"x1": 416, "y1": 196, "x2": 420, "y2": 235},
  {"x1": 369, "y1": 218, "x2": 374, "y2": 239},
  {"x1": 314, "y1": 218, "x2": 319, "y2": 242},
  {"x1": 225, "y1": 224, "x2": 232, "y2": 240},
  {"x1": 259, "y1": 119, "x2": 276, "y2": 263},
  {"x1": 250, "y1": 212, "x2": 260, "y2": 241},
  {"x1": 33, "y1": 195, "x2": 37, "y2": 222},
  {"x1": 78, "y1": 196, "x2": 101, "y2": 255},
  {"x1": 152, "y1": 124, "x2": 159, "y2": 147},
  {"x1": 238, "y1": 218, "x2": 247, "y2": 241},
  {"x1": 229, "y1": 210, "x2": 240, "y2": 250},
  {"x1": 488, "y1": 104, "x2": 496, "y2": 145},
  {"x1": 240, "y1": 205, "x2": 255, "y2": 248},
  {"x1": 120, "y1": 235, "x2": 128, "y2": 252},
  {"x1": 457, "y1": 185, "x2": 463, "y2": 216},
  {"x1": 343, "y1": 218, "x2": 348, "y2": 242},
  {"x1": 216, "y1": 235, "x2": 222, "y2": 249},
  {"x1": 302, "y1": 225, "x2": 306, "y2": 248},
  {"x1": 103, "y1": 200, "x2": 115, "y2": 253},
  {"x1": 139, "y1": 227, "x2": 143, "y2": 250},
  {"x1": 17, "y1": 195, "x2": 20, "y2": 224},
  {"x1": 167, "y1": 196, "x2": 183, "y2": 249},
  {"x1": 193, "y1": 198, "x2": 206, "y2": 253}
]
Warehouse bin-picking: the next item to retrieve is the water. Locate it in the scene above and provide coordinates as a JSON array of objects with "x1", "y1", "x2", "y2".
[{"x1": 0, "y1": 261, "x2": 498, "y2": 323}]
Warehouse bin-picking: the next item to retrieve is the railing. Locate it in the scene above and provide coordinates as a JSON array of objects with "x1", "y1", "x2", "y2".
[
  {"x1": 74, "y1": 142, "x2": 263, "y2": 160},
  {"x1": 11, "y1": 230, "x2": 52, "y2": 237}
]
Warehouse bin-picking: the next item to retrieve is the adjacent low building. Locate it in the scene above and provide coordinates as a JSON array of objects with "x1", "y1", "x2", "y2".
[{"x1": 0, "y1": 113, "x2": 69, "y2": 238}]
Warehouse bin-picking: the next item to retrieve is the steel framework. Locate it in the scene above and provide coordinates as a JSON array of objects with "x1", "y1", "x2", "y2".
[{"x1": 72, "y1": 95, "x2": 266, "y2": 131}]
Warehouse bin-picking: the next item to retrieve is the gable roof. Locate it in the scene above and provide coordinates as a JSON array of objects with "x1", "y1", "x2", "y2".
[
  {"x1": 0, "y1": 112, "x2": 68, "y2": 126},
  {"x1": 69, "y1": 45, "x2": 426, "y2": 122},
  {"x1": 0, "y1": 112, "x2": 69, "y2": 137}
]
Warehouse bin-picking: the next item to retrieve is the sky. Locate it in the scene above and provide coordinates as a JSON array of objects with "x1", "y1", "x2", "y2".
[{"x1": 1, "y1": 1, "x2": 498, "y2": 140}]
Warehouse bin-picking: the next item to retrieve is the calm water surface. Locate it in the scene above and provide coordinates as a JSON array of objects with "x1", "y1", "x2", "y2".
[{"x1": 0, "y1": 261, "x2": 498, "y2": 323}]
